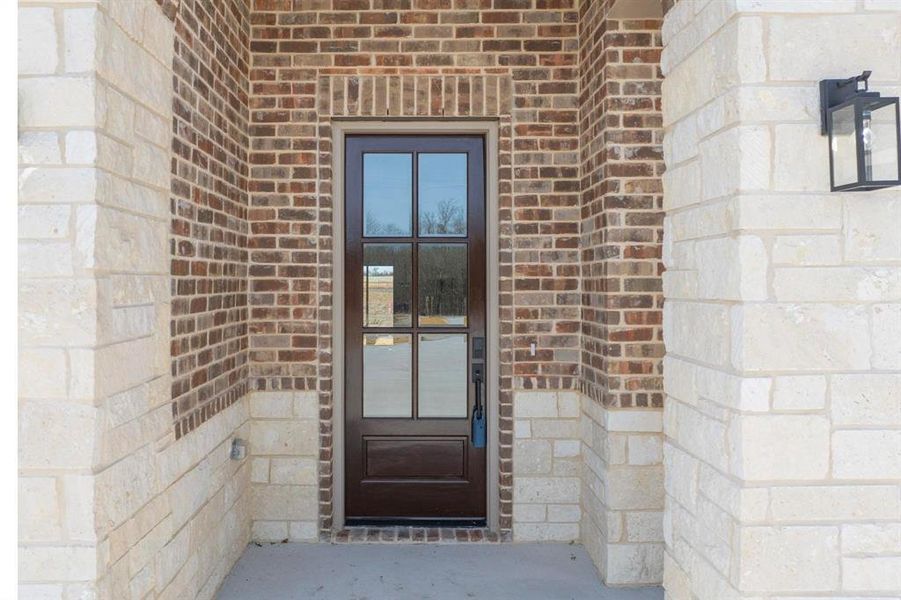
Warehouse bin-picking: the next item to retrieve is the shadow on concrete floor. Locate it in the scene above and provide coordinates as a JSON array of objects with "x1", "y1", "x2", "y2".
[{"x1": 217, "y1": 543, "x2": 664, "y2": 600}]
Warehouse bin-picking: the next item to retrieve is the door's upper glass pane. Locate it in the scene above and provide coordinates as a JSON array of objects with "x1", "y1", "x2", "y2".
[
  {"x1": 364, "y1": 153, "x2": 412, "y2": 237},
  {"x1": 363, "y1": 244, "x2": 412, "y2": 327},
  {"x1": 418, "y1": 153, "x2": 467, "y2": 237},
  {"x1": 418, "y1": 244, "x2": 467, "y2": 327},
  {"x1": 363, "y1": 334, "x2": 412, "y2": 418},
  {"x1": 418, "y1": 333, "x2": 468, "y2": 418}
]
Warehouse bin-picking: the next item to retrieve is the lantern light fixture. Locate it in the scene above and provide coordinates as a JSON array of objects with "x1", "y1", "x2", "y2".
[{"x1": 820, "y1": 71, "x2": 901, "y2": 192}]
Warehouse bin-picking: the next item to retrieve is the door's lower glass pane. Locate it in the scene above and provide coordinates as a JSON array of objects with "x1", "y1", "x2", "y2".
[
  {"x1": 363, "y1": 334, "x2": 412, "y2": 418},
  {"x1": 418, "y1": 334, "x2": 468, "y2": 418},
  {"x1": 418, "y1": 243, "x2": 467, "y2": 326},
  {"x1": 363, "y1": 244, "x2": 411, "y2": 327}
]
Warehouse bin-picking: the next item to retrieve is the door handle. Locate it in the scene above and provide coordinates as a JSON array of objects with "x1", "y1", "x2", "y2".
[{"x1": 471, "y1": 363, "x2": 486, "y2": 448}]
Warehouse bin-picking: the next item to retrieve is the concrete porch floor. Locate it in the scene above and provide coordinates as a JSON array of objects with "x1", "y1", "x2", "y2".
[{"x1": 217, "y1": 543, "x2": 664, "y2": 600}]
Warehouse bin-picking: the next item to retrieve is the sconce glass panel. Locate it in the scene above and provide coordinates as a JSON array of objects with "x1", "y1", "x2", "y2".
[
  {"x1": 830, "y1": 104, "x2": 858, "y2": 188},
  {"x1": 864, "y1": 99, "x2": 901, "y2": 183}
]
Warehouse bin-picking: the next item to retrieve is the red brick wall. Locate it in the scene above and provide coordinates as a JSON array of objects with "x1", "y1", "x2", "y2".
[
  {"x1": 166, "y1": 0, "x2": 252, "y2": 438},
  {"x1": 248, "y1": 0, "x2": 583, "y2": 538},
  {"x1": 579, "y1": 2, "x2": 664, "y2": 409}
]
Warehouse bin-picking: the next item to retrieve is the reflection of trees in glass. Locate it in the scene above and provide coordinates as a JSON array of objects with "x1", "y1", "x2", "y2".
[
  {"x1": 420, "y1": 199, "x2": 466, "y2": 236},
  {"x1": 419, "y1": 244, "x2": 466, "y2": 325},
  {"x1": 365, "y1": 211, "x2": 407, "y2": 236}
]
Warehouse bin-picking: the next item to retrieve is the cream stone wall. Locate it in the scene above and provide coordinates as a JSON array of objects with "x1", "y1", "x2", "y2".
[
  {"x1": 249, "y1": 391, "x2": 320, "y2": 542},
  {"x1": 661, "y1": 1, "x2": 901, "y2": 598},
  {"x1": 512, "y1": 391, "x2": 582, "y2": 542},
  {"x1": 18, "y1": 1, "x2": 251, "y2": 598},
  {"x1": 581, "y1": 400, "x2": 664, "y2": 585}
]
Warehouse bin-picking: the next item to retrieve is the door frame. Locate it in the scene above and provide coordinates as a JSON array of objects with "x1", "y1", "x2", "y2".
[{"x1": 331, "y1": 119, "x2": 500, "y2": 532}]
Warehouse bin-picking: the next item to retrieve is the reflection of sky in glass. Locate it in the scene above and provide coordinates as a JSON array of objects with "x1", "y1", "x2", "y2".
[
  {"x1": 364, "y1": 153, "x2": 412, "y2": 236},
  {"x1": 419, "y1": 153, "x2": 467, "y2": 236}
]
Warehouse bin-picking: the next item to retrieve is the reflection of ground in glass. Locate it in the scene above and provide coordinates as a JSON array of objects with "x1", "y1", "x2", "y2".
[
  {"x1": 363, "y1": 334, "x2": 411, "y2": 417},
  {"x1": 363, "y1": 334, "x2": 467, "y2": 419},
  {"x1": 419, "y1": 333, "x2": 467, "y2": 418}
]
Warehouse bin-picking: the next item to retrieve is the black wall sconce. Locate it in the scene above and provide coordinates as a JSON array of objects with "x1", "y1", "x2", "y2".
[{"x1": 820, "y1": 71, "x2": 901, "y2": 191}]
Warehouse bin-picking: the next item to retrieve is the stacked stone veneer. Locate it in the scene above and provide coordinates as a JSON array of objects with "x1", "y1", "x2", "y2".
[
  {"x1": 19, "y1": 1, "x2": 251, "y2": 598},
  {"x1": 661, "y1": 1, "x2": 901, "y2": 598},
  {"x1": 512, "y1": 391, "x2": 582, "y2": 541}
]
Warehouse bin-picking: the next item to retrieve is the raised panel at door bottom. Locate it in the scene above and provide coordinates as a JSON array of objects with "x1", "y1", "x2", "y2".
[{"x1": 364, "y1": 437, "x2": 467, "y2": 479}]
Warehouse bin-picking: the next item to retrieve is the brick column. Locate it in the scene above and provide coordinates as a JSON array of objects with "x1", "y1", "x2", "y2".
[{"x1": 661, "y1": 1, "x2": 901, "y2": 597}]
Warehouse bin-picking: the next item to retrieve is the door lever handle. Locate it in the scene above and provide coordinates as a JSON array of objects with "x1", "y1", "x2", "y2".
[{"x1": 471, "y1": 364, "x2": 486, "y2": 448}]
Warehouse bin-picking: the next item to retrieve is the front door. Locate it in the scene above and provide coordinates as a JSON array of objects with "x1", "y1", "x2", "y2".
[{"x1": 345, "y1": 135, "x2": 486, "y2": 524}]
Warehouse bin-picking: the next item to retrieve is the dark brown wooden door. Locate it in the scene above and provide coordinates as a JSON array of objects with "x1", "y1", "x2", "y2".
[{"x1": 345, "y1": 135, "x2": 486, "y2": 524}]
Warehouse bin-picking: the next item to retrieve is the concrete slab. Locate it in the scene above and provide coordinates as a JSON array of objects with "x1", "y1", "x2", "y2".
[{"x1": 217, "y1": 543, "x2": 664, "y2": 600}]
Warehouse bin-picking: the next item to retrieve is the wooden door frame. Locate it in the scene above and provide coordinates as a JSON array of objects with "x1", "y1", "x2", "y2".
[{"x1": 331, "y1": 119, "x2": 500, "y2": 532}]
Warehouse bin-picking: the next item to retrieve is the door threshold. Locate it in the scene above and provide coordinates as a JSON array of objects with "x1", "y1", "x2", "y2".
[{"x1": 345, "y1": 518, "x2": 486, "y2": 528}]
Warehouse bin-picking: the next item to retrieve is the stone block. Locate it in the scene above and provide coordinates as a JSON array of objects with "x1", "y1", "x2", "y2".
[
  {"x1": 513, "y1": 503, "x2": 546, "y2": 523},
  {"x1": 625, "y1": 511, "x2": 664, "y2": 543},
  {"x1": 19, "y1": 477, "x2": 63, "y2": 542},
  {"x1": 513, "y1": 440, "x2": 553, "y2": 475},
  {"x1": 18, "y1": 348, "x2": 68, "y2": 399},
  {"x1": 513, "y1": 391, "x2": 558, "y2": 418},
  {"x1": 731, "y1": 415, "x2": 830, "y2": 481},
  {"x1": 738, "y1": 526, "x2": 840, "y2": 592},
  {"x1": 872, "y1": 304, "x2": 901, "y2": 369},
  {"x1": 269, "y1": 458, "x2": 317, "y2": 485},
  {"x1": 288, "y1": 521, "x2": 318, "y2": 542},
  {"x1": 249, "y1": 393, "x2": 294, "y2": 419},
  {"x1": 773, "y1": 267, "x2": 901, "y2": 302},
  {"x1": 771, "y1": 235, "x2": 841, "y2": 266},
  {"x1": 514, "y1": 477, "x2": 580, "y2": 504},
  {"x1": 665, "y1": 301, "x2": 731, "y2": 367},
  {"x1": 64, "y1": 8, "x2": 97, "y2": 73},
  {"x1": 842, "y1": 557, "x2": 901, "y2": 593},
  {"x1": 18, "y1": 8, "x2": 58, "y2": 75},
  {"x1": 18, "y1": 132, "x2": 62, "y2": 165},
  {"x1": 695, "y1": 235, "x2": 767, "y2": 301},
  {"x1": 733, "y1": 194, "x2": 841, "y2": 231},
  {"x1": 833, "y1": 430, "x2": 901, "y2": 480},
  {"x1": 606, "y1": 466, "x2": 664, "y2": 510},
  {"x1": 772, "y1": 375, "x2": 826, "y2": 410},
  {"x1": 249, "y1": 421, "x2": 318, "y2": 456},
  {"x1": 773, "y1": 124, "x2": 830, "y2": 191},
  {"x1": 770, "y1": 485, "x2": 900, "y2": 523},
  {"x1": 19, "y1": 78, "x2": 96, "y2": 128},
  {"x1": 768, "y1": 15, "x2": 901, "y2": 81},
  {"x1": 19, "y1": 401, "x2": 96, "y2": 470},
  {"x1": 845, "y1": 196, "x2": 901, "y2": 263},
  {"x1": 842, "y1": 523, "x2": 901, "y2": 554},
  {"x1": 252, "y1": 485, "x2": 317, "y2": 521},
  {"x1": 513, "y1": 522, "x2": 579, "y2": 542},
  {"x1": 251, "y1": 521, "x2": 288, "y2": 543},
  {"x1": 700, "y1": 126, "x2": 770, "y2": 200},
  {"x1": 732, "y1": 304, "x2": 870, "y2": 371},
  {"x1": 627, "y1": 435, "x2": 662, "y2": 466},
  {"x1": 19, "y1": 546, "x2": 98, "y2": 583},
  {"x1": 547, "y1": 504, "x2": 580, "y2": 523},
  {"x1": 831, "y1": 374, "x2": 901, "y2": 426},
  {"x1": 19, "y1": 167, "x2": 96, "y2": 208},
  {"x1": 605, "y1": 543, "x2": 664, "y2": 586}
]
